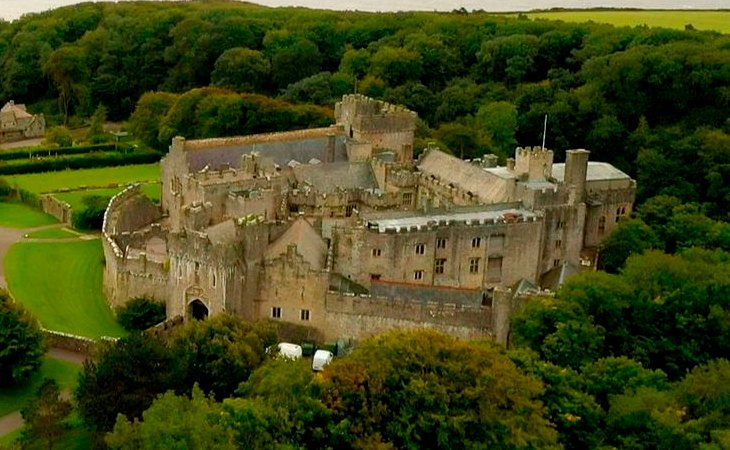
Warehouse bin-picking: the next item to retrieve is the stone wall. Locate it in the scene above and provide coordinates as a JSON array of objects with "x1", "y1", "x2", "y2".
[
  {"x1": 40, "y1": 195, "x2": 71, "y2": 224},
  {"x1": 322, "y1": 292, "x2": 492, "y2": 341}
]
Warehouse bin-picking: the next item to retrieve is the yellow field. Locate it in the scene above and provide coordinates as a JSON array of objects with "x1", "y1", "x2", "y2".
[{"x1": 524, "y1": 11, "x2": 730, "y2": 33}]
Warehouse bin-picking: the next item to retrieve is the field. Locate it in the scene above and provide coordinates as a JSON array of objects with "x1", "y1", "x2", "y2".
[
  {"x1": 54, "y1": 182, "x2": 161, "y2": 210},
  {"x1": 0, "y1": 357, "x2": 81, "y2": 417},
  {"x1": 3, "y1": 163, "x2": 160, "y2": 194},
  {"x1": 0, "y1": 202, "x2": 58, "y2": 228},
  {"x1": 5, "y1": 240, "x2": 127, "y2": 339},
  {"x1": 523, "y1": 11, "x2": 730, "y2": 33}
]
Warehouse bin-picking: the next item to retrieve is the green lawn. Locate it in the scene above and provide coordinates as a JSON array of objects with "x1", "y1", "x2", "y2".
[
  {"x1": 524, "y1": 11, "x2": 730, "y2": 33},
  {"x1": 24, "y1": 227, "x2": 80, "y2": 239},
  {"x1": 5, "y1": 240, "x2": 126, "y2": 339},
  {"x1": 0, "y1": 357, "x2": 81, "y2": 417},
  {"x1": 0, "y1": 202, "x2": 58, "y2": 228},
  {"x1": 3, "y1": 163, "x2": 160, "y2": 194},
  {"x1": 53, "y1": 182, "x2": 161, "y2": 210}
]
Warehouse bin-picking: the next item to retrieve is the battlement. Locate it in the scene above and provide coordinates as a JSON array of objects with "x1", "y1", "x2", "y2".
[
  {"x1": 514, "y1": 146, "x2": 554, "y2": 182},
  {"x1": 364, "y1": 207, "x2": 540, "y2": 233},
  {"x1": 336, "y1": 94, "x2": 416, "y2": 120}
]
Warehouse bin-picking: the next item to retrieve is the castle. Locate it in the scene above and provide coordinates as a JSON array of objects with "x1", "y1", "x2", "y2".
[{"x1": 102, "y1": 95, "x2": 635, "y2": 343}]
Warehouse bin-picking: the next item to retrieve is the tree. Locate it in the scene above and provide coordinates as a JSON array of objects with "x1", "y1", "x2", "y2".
[
  {"x1": 0, "y1": 289, "x2": 46, "y2": 386},
  {"x1": 598, "y1": 217, "x2": 661, "y2": 273},
  {"x1": 115, "y1": 297, "x2": 166, "y2": 332},
  {"x1": 71, "y1": 195, "x2": 111, "y2": 230},
  {"x1": 168, "y1": 315, "x2": 277, "y2": 400},
  {"x1": 75, "y1": 332, "x2": 176, "y2": 432},
  {"x1": 43, "y1": 126, "x2": 73, "y2": 148},
  {"x1": 43, "y1": 45, "x2": 90, "y2": 124},
  {"x1": 475, "y1": 101, "x2": 518, "y2": 156},
  {"x1": 86, "y1": 104, "x2": 108, "y2": 143},
  {"x1": 106, "y1": 385, "x2": 235, "y2": 450},
  {"x1": 211, "y1": 48, "x2": 270, "y2": 93},
  {"x1": 20, "y1": 378, "x2": 71, "y2": 450},
  {"x1": 320, "y1": 329, "x2": 559, "y2": 449}
]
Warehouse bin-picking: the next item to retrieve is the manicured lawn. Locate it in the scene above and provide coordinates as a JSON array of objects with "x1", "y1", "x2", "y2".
[
  {"x1": 3, "y1": 163, "x2": 160, "y2": 194},
  {"x1": 24, "y1": 227, "x2": 80, "y2": 239},
  {"x1": 53, "y1": 182, "x2": 161, "y2": 210},
  {"x1": 5, "y1": 240, "x2": 126, "y2": 339},
  {"x1": 0, "y1": 202, "x2": 58, "y2": 228},
  {"x1": 524, "y1": 11, "x2": 730, "y2": 33},
  {"x1": 0, "y1": 357, "x2": 81, "y2": 417}
]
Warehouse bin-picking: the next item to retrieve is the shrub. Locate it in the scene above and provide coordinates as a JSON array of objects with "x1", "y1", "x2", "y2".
[
  {"x1": 71, "y1": 195, "x2": 110, "y2": 230},
  {"x1": 116, "y1": 297, "x2": 166, "y2": 332},
  {"x1": 0, "y1": 289, "x2": 46, "y2": 386}
]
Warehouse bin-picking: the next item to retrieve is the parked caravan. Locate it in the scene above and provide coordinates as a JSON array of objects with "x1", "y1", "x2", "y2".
[{"x1": 312, "y1": 349, "x2": 334, "y2": 371}]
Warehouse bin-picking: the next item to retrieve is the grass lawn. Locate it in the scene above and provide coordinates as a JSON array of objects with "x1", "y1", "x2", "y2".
[
  {"x1": 5, "y1": 240, "x2": 126, "y2": 339},
  {"x1": 0, "y1": 202, "x2": 58, "y2": 228},
  {"x1": 24, "y1": 227, "x2": 80, "y2": 239},
  {"x1": 524, "y1": 11, "x2": 730, "y2": 33},
  {"x1": 53, "y1": 182, "x2": 161, "y2": 210},
  {"x1": 3, "y1": 163, "x2": 160, "y2": 194},
  {"x1": 0, "y1": 357, "x2": 81, "y2": 417}
]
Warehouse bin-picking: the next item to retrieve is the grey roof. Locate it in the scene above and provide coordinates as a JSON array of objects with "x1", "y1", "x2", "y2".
[
  {"x1": 365, "y1": 207, "x2": 539, "y2": 233},
  {"x1": 552, "y1": 162, "x2": 631, "y2": 182},
  {"x1": 206, "y1": 220, "x2": 238, "y2": 245},
  {"x1": 418, "y1": 149, "x2": 515, "y2": 204},
  {"x1": 293, "y1": 161, "x2": 377, "y2": 193},
  {"x1": 265, "y1": 218, "x2": 327, "y2": 270},
  {"x1": 540, "y1": 261, "x2": 582, "y2": 290},
  {"x1": 186, "y1": 135, "x2": 348, "y2": 172}
]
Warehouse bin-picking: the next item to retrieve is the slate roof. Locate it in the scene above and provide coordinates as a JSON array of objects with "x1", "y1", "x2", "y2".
[
  {"x1": 552, "y1": 162, "x2": 631, "y2": 182},
  {"x1": 293, "y1": 161, "x2": 377, "y2": 193},
  {"x1": 265, "y1": 218, "x2": 327, "y2": 270},
  {"x1": 206, "y1": 220, "x2": 238, "y2": 245},
  {"x1": 540, "y1": 261, "x2": 582, "y2": 290},
  {"x1": 418, "y1": 149, "x2": 515, "y2": 204}
]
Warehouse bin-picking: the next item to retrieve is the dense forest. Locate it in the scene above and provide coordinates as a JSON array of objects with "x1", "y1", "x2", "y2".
[{"x1": 3, "y1": 1, "x2": 730, "y2": 448}]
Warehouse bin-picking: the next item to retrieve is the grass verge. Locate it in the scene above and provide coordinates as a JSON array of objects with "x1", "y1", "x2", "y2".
[
  {"x1": 5, "y1": 240, "x2": 126, "y2": 339},
  {"x1": 0, "y1": 203, "x2": 58, "y2": 228},
  {"x1": 24, "y1": 228, "x2": 80, "y2": 239},
  {"x1": 0, "y1": 357, "x2": 81, "y2": 417},
  {"x1": 3, "y1": 163, "x2": 159, "y2": 194}
]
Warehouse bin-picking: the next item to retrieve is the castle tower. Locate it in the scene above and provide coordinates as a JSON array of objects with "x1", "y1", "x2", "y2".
[
  {"x1": 513, "y1": 146, "x2": 554, "y2": 181},
  {"x1": 334, "y1": 94, "x2": 417, "y2": 164},
  {"x1": 564, "y1": 149, "x2": 590, "y2": 202}
]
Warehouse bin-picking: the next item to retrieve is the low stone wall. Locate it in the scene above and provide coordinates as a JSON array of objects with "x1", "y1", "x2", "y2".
[
  {"x1": 40, "y1": 194, "x2": 71, "y2": 224},
  {"x1": 42, "y1": 329, "x2": 99, "y2": 355}
]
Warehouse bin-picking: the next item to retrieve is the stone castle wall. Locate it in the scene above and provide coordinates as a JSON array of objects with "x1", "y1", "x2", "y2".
[{"x1": 40, "y1": 195, "x2": 71, "y2": 224}]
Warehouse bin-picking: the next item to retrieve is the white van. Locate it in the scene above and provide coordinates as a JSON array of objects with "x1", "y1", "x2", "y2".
[
  {"x1": 312, "y1": 349, "x2": 334, "y2": 371},
  {"x1": 276, "y1": 342, "x2": 303, "y2": 360}
]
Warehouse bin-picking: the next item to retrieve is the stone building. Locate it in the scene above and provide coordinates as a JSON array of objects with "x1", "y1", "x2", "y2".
[
  {"x1": 102, "y1": 94, "x2": 635, "y2": 343},
  {"x1": 0, "y1": 101, "x2": 45, "y2": 143}
]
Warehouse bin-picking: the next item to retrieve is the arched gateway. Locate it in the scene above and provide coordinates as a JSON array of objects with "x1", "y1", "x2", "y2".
[{"x1": 188, "y1": 299, "x2": 209, "y2": 320}]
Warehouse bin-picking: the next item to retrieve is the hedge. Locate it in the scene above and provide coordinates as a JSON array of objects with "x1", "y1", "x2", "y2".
[
  {"x1": 0, "y1": 143, "x2": 131, "y2": 161},
  {"x1": 0, "y1": 150, "x2": 161, "y2": 175}
]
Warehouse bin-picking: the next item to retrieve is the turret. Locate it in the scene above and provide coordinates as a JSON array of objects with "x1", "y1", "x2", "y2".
[
  {"x1": 564, "y1": 149, "x2": 589, "y2": 202},
  {"x1": 513, "y1": 146, "x2": 554, "y2": 181}
]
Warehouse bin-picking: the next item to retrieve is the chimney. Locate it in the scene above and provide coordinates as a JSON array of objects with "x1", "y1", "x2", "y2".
[{"x1": 565, "y1": 149, "x2": 590, "y2": 203}]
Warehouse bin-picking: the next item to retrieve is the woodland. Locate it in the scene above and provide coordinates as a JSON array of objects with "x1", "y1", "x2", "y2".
[{"x1": 2, "y1": 1, "x2": 730, "y2": 448}]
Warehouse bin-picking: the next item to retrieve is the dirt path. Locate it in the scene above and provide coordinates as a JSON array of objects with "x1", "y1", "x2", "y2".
[
  {"x1": 0, "y1": 412, "x2": 22, "y2": 436},
  {"x1": 0, "y1": 226, "x2": 22, "y2": 290}
]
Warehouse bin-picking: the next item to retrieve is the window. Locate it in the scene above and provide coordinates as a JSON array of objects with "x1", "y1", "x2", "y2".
[
  {"x1": 435, "y1": 258, "x2": 446, "y2": 274},
  {"x1": 346, "y1": 204, "x2": 356, "y2": 217},
  {"x1": 553, "y1": 259, "x2": 561, "y2": 267},
  {"x1": 414, "y1": 270, "x2": 424, "y2": 280},
  {"x1": 472, "y1": 237, "x2": 481, "y2": 248},
  {"x1": 415, "y1": 243, "x2": 425, "y2": 255},
  {"x1": 372, "y1": 248, "x2": 382, "y2": 257},
  {"x1": 211, "y1": 273, "x2": 216, "y2": 288},
  {"x1": 271, "y1": 307, "x2": 282, "y2": 319},
  {"x1": 469, "y1": 257, "x2": 480, "y2": 274},
  {"x1": 615, "y1": 206, "x2": 627, "y2": 223},
  {"x1": 487, "y1": 257, "x2": 503, "y2": 282},
  {"x1": 300, "y1": 309, "x2": 310, "y2": 321},
  {"x1": 556, "y1": 220, "x2": 565, "y2": 229},
  {"x1": 598, "y1": 216, "x2": 606, "y2": 233},
  {"x1": 402, "y1": 192, "x2": 413, "y2": 206},
  {"x1": 555, "y1": 239, "x2": 562, "y2": 249},
  {"x1": 370, "y1": 274, "x2": 381, "y2": 281},
  {"x1": 436, "y1": 238, "x2": 447, "y2": 249}
]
